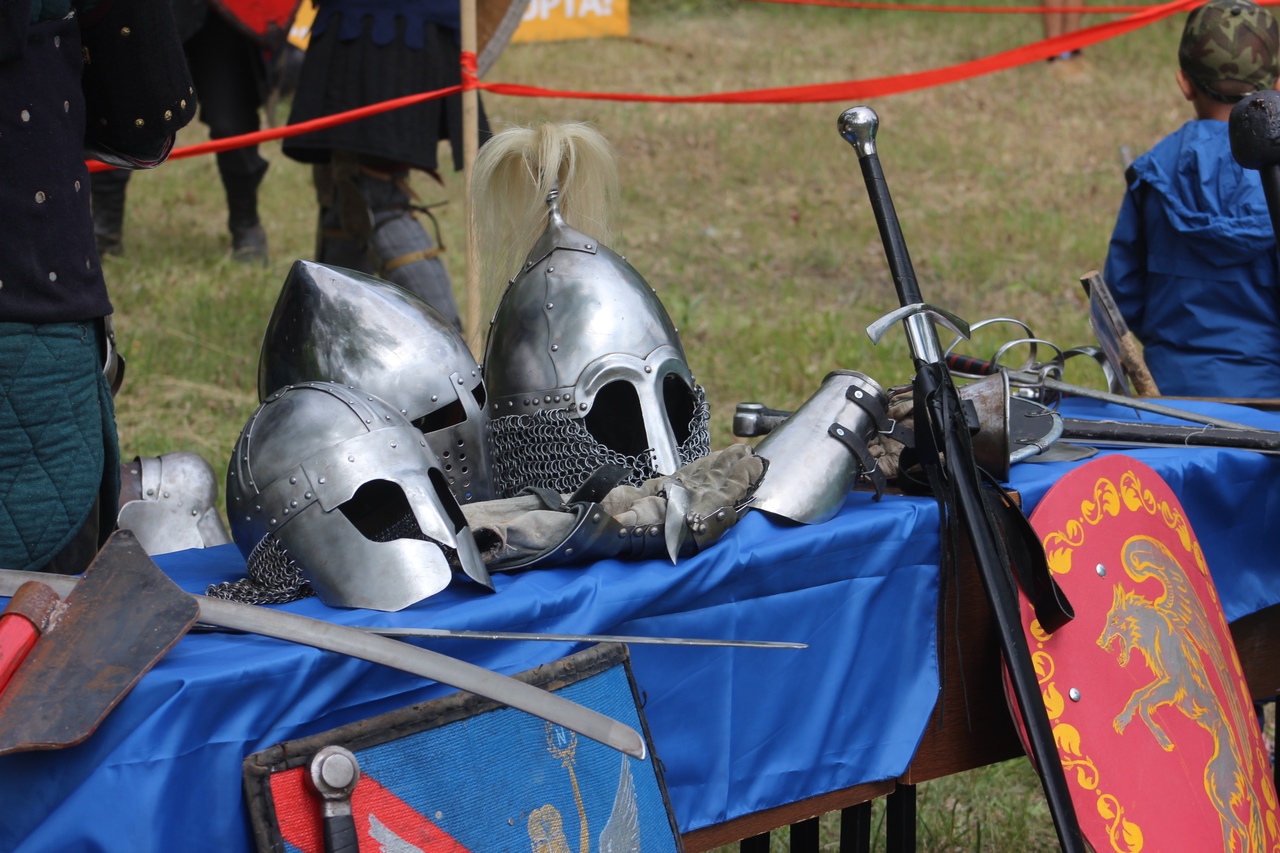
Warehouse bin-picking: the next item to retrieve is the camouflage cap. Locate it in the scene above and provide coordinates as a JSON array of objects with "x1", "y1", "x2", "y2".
[{"x1": 1180, "y1": 0, "x2": 1280, "y2": 102}]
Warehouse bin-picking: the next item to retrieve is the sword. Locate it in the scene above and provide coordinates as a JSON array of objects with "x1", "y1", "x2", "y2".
[
  {"x1": 353, "y1": 626, "x2": 807, "y2": 648},
  {"x1": 944, "y1": 353, "x2": 1262, "y2": 432},
  {"x1": 839, "y1": 106, "x2": 1086, "y2": 852},
  {"x1": 1059, "y1": 418, "x2": 1280, "y2": 455},
  {"x1": 0, "y1": 569, "x2": 647, "y2": 759}
]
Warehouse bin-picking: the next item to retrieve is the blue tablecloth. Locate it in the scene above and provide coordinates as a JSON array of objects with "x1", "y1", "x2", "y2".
[{"x1": 2, "y1": 399, "x2": 1278, "y2": 852}]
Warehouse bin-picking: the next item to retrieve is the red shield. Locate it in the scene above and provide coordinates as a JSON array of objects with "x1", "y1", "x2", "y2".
[
  {"x1": 211, "y1": 0, "x2": 301, "y2": 42},
  {"x1": 1009, "y1": 454, "x2": 1278, "y2": 852}
]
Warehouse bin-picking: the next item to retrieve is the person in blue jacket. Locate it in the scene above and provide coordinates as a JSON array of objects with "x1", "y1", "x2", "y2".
[{"x1": 1104, "y1": 0, "x2": 1280, "y2": 398}]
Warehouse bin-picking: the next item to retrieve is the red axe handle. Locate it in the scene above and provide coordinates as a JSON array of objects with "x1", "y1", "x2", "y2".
[{"x1": 0, "y1": 582, "x2": 61, "y2": 695}]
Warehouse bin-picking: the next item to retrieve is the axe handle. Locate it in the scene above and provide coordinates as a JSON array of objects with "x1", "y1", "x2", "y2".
[
  {"x1": 1118, "y1": 332, "x2": 1160, "y2": 397},
  {"x1": 0, "y1": 581, "x2": 60, "y2": 695}
]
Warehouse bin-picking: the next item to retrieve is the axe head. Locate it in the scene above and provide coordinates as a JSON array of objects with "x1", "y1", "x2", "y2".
[{"x1": 0, "y1": 531, "x2": 198, "y2": 755}]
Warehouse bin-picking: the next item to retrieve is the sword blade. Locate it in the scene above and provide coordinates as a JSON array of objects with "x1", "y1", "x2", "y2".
[
  {"x1": 0, "y1": 570, "x2": 647, "y2": 759},
  {"x1": 356, "y1": 626, "x2": 807, "y2": 648}
]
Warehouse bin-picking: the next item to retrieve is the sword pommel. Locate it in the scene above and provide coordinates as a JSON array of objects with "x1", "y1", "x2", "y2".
[{"x1": 838, "y1": 106, "x2": 879, "y2": 159}]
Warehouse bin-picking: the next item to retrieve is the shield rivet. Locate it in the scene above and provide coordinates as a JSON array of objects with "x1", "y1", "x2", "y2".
[
  {"x1": 1069, "y1": 688, "x2": 1081, "y2": 702},
  {"x1": 1096, "y1": 563, "x2": 1106, "y2": 577}
]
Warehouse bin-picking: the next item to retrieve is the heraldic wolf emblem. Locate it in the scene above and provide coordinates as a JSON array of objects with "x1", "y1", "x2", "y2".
[{"x1": 1098, "y1": 535, "x2": 1268, "y2": 853}]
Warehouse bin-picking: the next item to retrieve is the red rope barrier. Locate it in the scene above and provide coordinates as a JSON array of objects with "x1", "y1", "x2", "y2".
[
  {"x1": 92, "y1": 0, "x2": 1204, "y2": 170},
  {"x1": 747, "y1": 0, "x2": 1280, "y2": 14},
  {"x1": 86, "y1": 83, "x2": 462, "y2": 172},
  {"x1": 747, "y1": 0, "x2": 1148, "y2": 15},
  {"x1": 480, "y1": 0, "x2": 1199, "y2": 103}
]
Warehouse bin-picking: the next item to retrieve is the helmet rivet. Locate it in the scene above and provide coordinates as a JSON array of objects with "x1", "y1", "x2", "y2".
[
  {"x1": 585, "y1": 244, "x2": 593, "y2": 249},
  {"x1": 618, "y1": 529, "x2": 628, "y2": 538},
  {"x1": 508, "y1": 401, "x2": 514, "y2": 407},
  {"x1": 431, "y1": 395, "x2": 439, "y2": 402},
  {"x1": 717, "y1": 511, "x2": 727, "y2": 521},
  {"x1": 457, "y1": 377, "x2": 464, "y2": 385},
  {"x1": 270, "y1": 518, "x2": 277, "y2": 525},
  {"x1": 644, "y1": 366, "x2": 652, "y2": 373},
  {"x1": 283, "y1": 508, "x2": 290, "y2": 516},
  {"x1": 533, "y1": 398, "x2": 540, "y2": 405},
  {"x1": 550, "y1": 345, "x2": 559, "y2": 352},
  {"x1": 835, "y1": 428, "x2": 846, "y2": 437},
  {"x1": 318, "y1": 477, "x2": 326, "y2": 484},
  {"x1": 579, "y1": 402, "x2": 588, "y2": 411},
  {"x1": 364, "y1": 418, "x2": 371, "y2": 424},
  {"x1": 146, "y1": 488, "x2": 154, "y2": 496},
  {"x1": 290, "y1": 500, "x2": 298, "y2": 508},
  {"x1": 524, "y1": 399, "x2": 531, "y2": 405},
  {"x1": 565, "y1": 548, "x2": 574, "y2": 555},
  {"x1": 305, "y1": 492, "x2": 313, "y2": 499},
  {"x1": 854, "y1": 390, "x2": 864, "y2": 399},
  {"x1": 390, "y1": 440, "x2": 397, "y2": 448},
  {"x1": 348, "y1": 455, "x2": 355, "y2": 462},
  {"x1": 592, "y1": 513, "x2": 601, "y2": 523},
  {"x1": 547, "y1": 267, "x2": 554, "y2": 273},
  {"x1": 546, "y1": 303, "x2": 554, "y2": 310},
  {"x1": 289, "y1": 477, "x2": 297, "y2": 485},
  {"x1": 255, "y1": 505, "x2": 262, "y2": 512},
  {"x1": 544, "y1": 395, "x2": 551, "y2": 403},
  {"x1": 191, "y1": 509, "x2": 198, "y2": 517},
  {"x1": 650, "y1": 526, "x2": 660, "y2": 537}
]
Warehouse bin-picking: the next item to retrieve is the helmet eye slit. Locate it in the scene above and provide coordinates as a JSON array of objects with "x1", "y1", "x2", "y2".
[
  {"x1": 583, "y1": 382, "x2": 649, "y2": 456},
  {"x1": 663, "y1": 374, "x2": 697, "y2": 444},
  {"x1": 413, "y1": 397, "x2": 467, "y2": 434},
  {"x1": 339, "y1": 480, "x2": 425, "y2": 543}
]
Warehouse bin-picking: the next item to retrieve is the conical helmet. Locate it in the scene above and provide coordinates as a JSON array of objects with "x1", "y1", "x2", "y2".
[
  {"x1": 258, "y1": 260, "x2": 493, "y2": 504},
  {"x1": 483, "y1": 195, "x2": 711, "y2": 498}
]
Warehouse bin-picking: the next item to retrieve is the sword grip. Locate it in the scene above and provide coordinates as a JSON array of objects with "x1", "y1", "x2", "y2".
[
  {"x1": 944, "y1": 353, "x2": 998, "y2": 376},
  {"x1": 323, "y1": 809, "x2": 360, "y2": 853}
]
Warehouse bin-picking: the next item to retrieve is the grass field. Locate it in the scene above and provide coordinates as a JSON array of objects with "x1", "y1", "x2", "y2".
[{"x1": 104, "y1": 1, "x2": 1203, "y2": 848}]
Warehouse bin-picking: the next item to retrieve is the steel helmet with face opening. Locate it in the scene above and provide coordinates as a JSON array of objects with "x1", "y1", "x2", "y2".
[
  {"x1": 483, "y1": 193, "x2": 711, "y2": 498},
  {"x1": 225, "y1": 382, "x2": 491, "y2": 612},
  {"x1": 258, "y1": 260, "x2": 493, "y2": 504}
]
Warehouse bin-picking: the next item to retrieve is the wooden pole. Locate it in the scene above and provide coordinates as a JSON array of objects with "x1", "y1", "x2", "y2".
[{"x1": 461, "y1": 0, "x2": 482, "y2": 355}]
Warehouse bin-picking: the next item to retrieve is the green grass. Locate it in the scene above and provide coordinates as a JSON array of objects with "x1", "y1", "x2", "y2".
[{"x1": 105, "y1": 1, "x2": 1200, "y2": 847}]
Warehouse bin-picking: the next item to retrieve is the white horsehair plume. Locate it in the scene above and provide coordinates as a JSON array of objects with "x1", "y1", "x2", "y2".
[{"x1": 471, "y1": 121, "x2": 619, "y2": 323}]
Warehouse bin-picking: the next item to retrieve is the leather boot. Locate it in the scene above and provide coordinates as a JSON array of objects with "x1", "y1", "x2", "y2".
[{"x1": 90, "y1": 170, "x2": 130, "y2": 257}]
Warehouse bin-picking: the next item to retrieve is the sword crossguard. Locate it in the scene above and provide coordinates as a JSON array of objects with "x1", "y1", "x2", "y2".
[{"x1": 866, "y1": 303, "x2": 971, "y2": 346}]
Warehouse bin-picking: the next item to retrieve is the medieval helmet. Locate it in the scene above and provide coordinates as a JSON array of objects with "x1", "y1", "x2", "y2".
[
  {"x1": 483, "y1": 193, "x2": 711, "y2": 498},
  {"x1": 225, "y1": 382, "x2": 491, "y2": 612},
  {"x1": 116, "y1": 451, "x2": 232, "y2": 556},
  {"x1": 258, "y1": 260, "x2": 493, "y2": 504}
]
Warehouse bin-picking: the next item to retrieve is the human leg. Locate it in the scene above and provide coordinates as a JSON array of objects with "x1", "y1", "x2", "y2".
[
  {"x1": 89, "y1": 169, "x2": 131, "y2": 257},
  {"x1": 312, "y1": 154, "x2": 461, "y2": 326},
  {"x1": 184, "y1": 12, "x2": 270, "y2": 262},
  {"x1": 357, "y1": 166, "x2": 461, "y2": 328}
]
